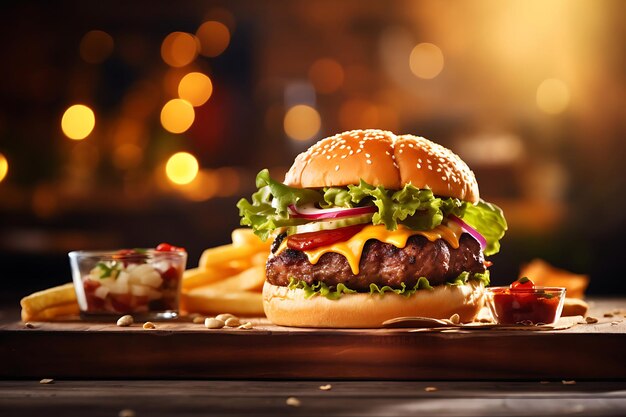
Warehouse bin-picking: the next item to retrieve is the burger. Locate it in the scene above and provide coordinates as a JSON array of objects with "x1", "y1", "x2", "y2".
[{"x1": 237, "y1": 129, "x2": 507, "y2": 327}]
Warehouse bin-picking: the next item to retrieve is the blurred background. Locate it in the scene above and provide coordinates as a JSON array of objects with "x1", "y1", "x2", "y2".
[{"x1": 1, "y1": 0, "x2": 625, "y2": 299}]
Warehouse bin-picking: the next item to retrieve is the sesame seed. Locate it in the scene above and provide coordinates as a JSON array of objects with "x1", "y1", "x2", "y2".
[
  {"x1": 356, "y1": 149, "x2": 362, "y2": 153},
  {"x1": 437, "y1": 168, "x2": 441, "y2": 172},
  {"x1": 335, "y1": 165, "x2": 340, "y2": 171},
  {"x1": 441, "y1": 176, "x2": 447, "y2": 180},
  {"x1": 366, "y1": 160, "x2": 372, "y2": 165},
  {"x1": 428, "y1": 165, "x2": 432, "y2": 170},
  {"x1": 417, "y1": 164, "x2": 421, "y2": 169},
  {"x1": 326, "y1": 155, "x2": 331, "y2": 160},
  {"x1": 349, "y1": 150, "x2": 354, "y2": 155},
  {"x1": 385, "y1": 151, "x2": 390, "y2": 155},
  {"x1": 399, "y1": 149, "x2": 403, "y2": 154},
  {"x1": 365, "y1": 153, "x2": 371, "y2": 158}
]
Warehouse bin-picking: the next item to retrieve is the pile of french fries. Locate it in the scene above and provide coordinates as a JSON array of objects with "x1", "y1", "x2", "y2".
[
  {"x1": 19, "y1": 228, "x2": 271, "y2": 321},
  {"x1": 180, "y1": 228, "x2": 271, "y2": 316},
  {"x1": 20, "y1": 283, "x2": 79, "y2": 322}
]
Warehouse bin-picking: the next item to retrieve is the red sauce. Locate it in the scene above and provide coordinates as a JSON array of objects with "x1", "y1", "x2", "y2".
[{"x1": 491, "y1": 288, "x2": 561, "y2": 325}]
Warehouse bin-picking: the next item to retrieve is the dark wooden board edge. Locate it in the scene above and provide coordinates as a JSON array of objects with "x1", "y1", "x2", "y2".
[{"x1": 2, "y1": 329, "x2": 625, "y2": 380}]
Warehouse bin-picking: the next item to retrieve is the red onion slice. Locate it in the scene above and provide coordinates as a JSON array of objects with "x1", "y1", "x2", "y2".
[
  {"x1": 288, "y1": 203, "x2": 376, "y2": 220},
  {"x1": 449, "y1": 215, "x2": 487, "y2": 251}
]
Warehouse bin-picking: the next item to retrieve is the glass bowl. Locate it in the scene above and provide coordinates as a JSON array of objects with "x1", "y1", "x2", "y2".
[
  {"x1": 69, "y1": 249, "x2": 187, "y2": 320},
  {"x1": 485, "y1": 286, "x2": 566, "y2": 325}
]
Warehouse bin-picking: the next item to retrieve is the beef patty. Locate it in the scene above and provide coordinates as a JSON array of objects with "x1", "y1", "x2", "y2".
[{"x1": 266, "y1": 234, "x2": 485, "y2": 291}]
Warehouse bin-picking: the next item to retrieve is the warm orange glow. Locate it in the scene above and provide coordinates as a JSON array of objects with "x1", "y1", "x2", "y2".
[
  {"x1": 409, "y1": 43, "x2": 444, "y2": 79},
  {"x1": 165, "y1": 152, "x2": 199, "y2": 185},
  {"x1": 0, "y1": 153, "x2": 8, "y2": 183},
  {"x1": 161, "y1": 32, "x2": 199, "y2": 67},
  {"x1": 160, "y1": 99, "x2": 195, "y2": 134},
  {"x1": 79, "y1": 30, "x2": 114, "y2": 64},
  {"x1": 308, "y1": 58, "x2": 344, "y2": 94},
  {"x1": 214, "y1": 167, "x2": 241, "y2": 196},
  {"x1": 61, "y1": 104, "x2": 95, "y2": 140},
  {"x1": 284, "y1": 105, "x2": 321, "y2": 141},
  {"x1": 536, "y1": 78, "x2": 570, "y2": 114},
  {"x1": 196, "y1": 21, "x2": 230, "y2": 57},
  {"x1": 179, "y1": 169, "x2": 218, "y2": 201},
  {"x1": 113, "y1": 143, "x2": 143, "y2": 170},
  {"x1": 178, "y1": 72, "x2": 213, "y2": 107},
  {"x1": 339, "y1": 99, "x2": 379, "y2": 130}
]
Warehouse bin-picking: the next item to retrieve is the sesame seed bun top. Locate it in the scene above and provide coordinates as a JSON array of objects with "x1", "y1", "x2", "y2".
[{"x1": 284, "y1": 129, "x2": 480, "y2": 203}]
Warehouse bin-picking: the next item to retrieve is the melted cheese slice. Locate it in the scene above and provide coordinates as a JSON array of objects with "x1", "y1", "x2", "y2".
[{"x1": 276, "y1": 223, "x2": 462, "y2": 275}]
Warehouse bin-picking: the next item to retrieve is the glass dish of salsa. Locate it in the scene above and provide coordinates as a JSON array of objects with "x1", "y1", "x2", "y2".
[{"x1": 485, "y1": 277, "x2": 566, "y2": 325}]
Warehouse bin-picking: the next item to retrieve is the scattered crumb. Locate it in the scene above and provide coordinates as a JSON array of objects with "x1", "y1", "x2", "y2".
[
  {"x1": 604, "y1": 313, "x2": 614, "y2": 318},
  {"x1": 562, "y1": 380, "x2": 576, "y2": 385},
  {"x1": 143, "y1": 321, "x2": 156, "y2": 329},
  {"x1": 585, "y1": 317, "x2": 598, "y2": 324},
  {"x1": 319, "y1": 384, "x2": 332, "y2": 391},
  {"x1": 118, "y1": 409, "x2": 136, "y2": 417},
  {"x1": 611, "y1": 321, "x2": 621, "y2": 326},
  {"x1": 25, "y1": 322, "x2": 36, "y2": 329},
  {"x1": 424, "y1": 386, "x2": 438, "y2": 392},
  {"x1": 39, "y1": 378, "x2": 54, "y2": 385},
  {"x1": 286, "y1": 397, "x2": 301, "y2": 407},
  {"x1": 449, "y1": 314, "x2": 460, "y2": 325},
  {"x1": 539, "y1": 381, "x2": 550, "y2": 384},
  {"x1": 238, "y1": 322, "x2": 253, "y2": 330}
]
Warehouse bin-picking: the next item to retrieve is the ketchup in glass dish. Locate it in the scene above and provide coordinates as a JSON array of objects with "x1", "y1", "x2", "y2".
[
  {"x1": 485, "y1": 277, "x2": 566, "y2": 325},
  {"x1": 69, "y1": 243, "x2": 187, "y2": 320}
]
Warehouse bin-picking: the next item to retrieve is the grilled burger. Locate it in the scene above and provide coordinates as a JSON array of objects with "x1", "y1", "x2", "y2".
[{"x1": 237, "y1": 129, "x2": 507, "y2": 328}]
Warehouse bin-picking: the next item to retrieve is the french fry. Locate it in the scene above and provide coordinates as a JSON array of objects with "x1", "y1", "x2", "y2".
[
  {"x1": 199, "y1": 243, "x2": 266, "y2": 270},
  {"x1": 251, "y1": 251, "x2": 269, "y2": 266},
  {"x1": 182, "y1": 266, "x2": 241, "y2": 291},
  {"x1": 180, "y1": 288, "x2": 264, "y2": 316},
  {"x1": 231, "y1": 228, "x2": 272, "y2": 249},
  {"x1": 20, "y1": 283, "x2": 77, "y2": 319},
  {"x1": 22, "y1": 302, "x2": 80, "y2": 322},
  {"x1": 194, "y1": 265, "x2": 266, "y2": 293}
]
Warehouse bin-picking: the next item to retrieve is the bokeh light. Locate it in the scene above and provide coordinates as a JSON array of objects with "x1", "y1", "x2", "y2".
[
  {"x1": 0, "y1": 153, "x2": 8, "y2": 183},
  {"x1": 409, "y1": 43, "x2": 444, "y2": 79},
  {"x1": 160, "y1": 99, "x2": 195, "y2": 134},
  {"x1": 161, "y1": 32, "x2": 199, "y2": 67},
  {"x1": 536, "y1": 78, "x2": 570, "y2": 114},
  {"x1": 61, "y1": 104, "x2": 96, "y2": 140},
  {"x1": 178, "y1": 72, "x2": 213, "y2": 107},
  {"x1": 308, "y1": 58, "x2": 344, "y2": 94},
  {"x1": 283, "y1": 105, "x2": 321, "y2": 141},
  {"x1": 79, "y1": 30, "x2": 114, "y2": 64},
  {"x1": 196, "y1": 21, "x2": 230, "y2": 57},
  {"x1": 165, "y1": 152, "x2": 199, "y2": 185}
]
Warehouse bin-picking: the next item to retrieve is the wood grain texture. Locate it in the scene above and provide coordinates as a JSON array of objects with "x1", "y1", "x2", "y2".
[
  {"x1": 1, "y1": 380, "x2": 625, "y2": 417},
  {"x1": 1, "y1": 299, "x2": 624, "y2": 380}
]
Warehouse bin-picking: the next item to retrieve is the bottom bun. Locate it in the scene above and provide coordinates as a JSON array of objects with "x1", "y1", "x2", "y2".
[{"x1": 262, "y1": 281, "x2": 485, "y2": 328}]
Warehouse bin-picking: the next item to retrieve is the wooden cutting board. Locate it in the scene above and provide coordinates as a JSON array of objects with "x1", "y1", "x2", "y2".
[{"x1": 1, "y1": 299, "x2": 625, "y2": 380}]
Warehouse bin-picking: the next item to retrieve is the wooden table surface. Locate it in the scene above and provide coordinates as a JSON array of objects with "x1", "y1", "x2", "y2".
[{"x1": 1, "y1": 298, "x2": 625, "y2": 416}]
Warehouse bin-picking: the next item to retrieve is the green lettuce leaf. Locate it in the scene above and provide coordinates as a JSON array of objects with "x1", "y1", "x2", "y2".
[
  {"x1": 287, "y1": 271, "x2": 487, "y2": 300},
  {"x1": 461, "y1": 201, "x2": 507, "y2": 256},
  {"x1": 237, "y1": 170, "x2": 506, "y2": 254},
  {"x1": 237, "y1": 169, "x2": 322, "y2": 240},
  {"x1": 448, "y1": 270, "x2": 490, "y2": 287},
  {"x1": 288, "y1": 277, "x2": 356, "y2": 300}
]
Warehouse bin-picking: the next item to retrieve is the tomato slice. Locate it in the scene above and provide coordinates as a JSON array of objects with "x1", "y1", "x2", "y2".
[
  {"x1": 511, "y1": 276, "x2": 535, "y2": 290},
  {"x1": 287, "y1": 224, "x2": 366, "y2": 251}
]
